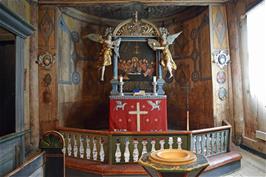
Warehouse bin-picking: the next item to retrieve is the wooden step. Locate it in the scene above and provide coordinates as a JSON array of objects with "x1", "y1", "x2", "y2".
[{"x1": 66, "y1": 151, "x2": 242, "y2": 176}]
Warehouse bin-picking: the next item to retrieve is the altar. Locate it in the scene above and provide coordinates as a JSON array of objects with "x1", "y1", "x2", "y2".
[
  {"x1": 109, "y1": 95, "x2": 167, "y2": 131},
  {"x1": 85, "y1": 12, "x2": 182, "y2": 133}
]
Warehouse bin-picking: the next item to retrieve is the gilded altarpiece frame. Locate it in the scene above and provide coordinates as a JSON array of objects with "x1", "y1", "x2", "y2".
[{"x1": 110, "y1": 16, "x2": 165, "y2": 95}]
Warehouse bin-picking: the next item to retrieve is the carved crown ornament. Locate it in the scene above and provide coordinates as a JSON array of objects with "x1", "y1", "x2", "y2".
[
  {"x1": 113, "y1": 11, "x2": 160, "y2": 37},
  {"x1": 36, "y1": 52, "x2": 56, "y2": 69}
]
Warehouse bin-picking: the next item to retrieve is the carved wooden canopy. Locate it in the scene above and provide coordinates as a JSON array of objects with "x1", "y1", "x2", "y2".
[{"x1": 113, "y1": 12, "x2": 160, "y2": 37}]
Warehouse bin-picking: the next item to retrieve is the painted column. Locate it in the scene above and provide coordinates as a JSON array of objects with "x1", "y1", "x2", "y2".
[
  {"x1": 110, "y1": 37, "x2": 119, "y2": 95},
  {"x1": 38, "y1": 6, "x2": 58, "y2": 133},
  {"x1": 156, "y1": 50, "x2": 165, "y2": 95},
  {"x1": 209, "y1": 5, "x2": 233, "y2": 126}
]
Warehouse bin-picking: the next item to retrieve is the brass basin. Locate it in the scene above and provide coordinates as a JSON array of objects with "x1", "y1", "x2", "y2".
[{"x1": 149, "y1": 149, "x2": 197, "y2": 165}]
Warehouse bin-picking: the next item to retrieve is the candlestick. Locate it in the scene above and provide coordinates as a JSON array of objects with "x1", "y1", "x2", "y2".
[
  {"x1": 152, "y1": 78, "x2": 157, "y2": 96},
  {"x1": 119, "y1": 80, "x2": 124, "y2": 96},
  {"x1": 153, "y1": 76, "x2": 156, "y2": 82}
]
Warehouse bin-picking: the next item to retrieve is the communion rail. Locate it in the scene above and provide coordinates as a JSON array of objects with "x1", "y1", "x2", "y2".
[{"x1": 57, "y1": 120, "x2": 231, "y2": 165}]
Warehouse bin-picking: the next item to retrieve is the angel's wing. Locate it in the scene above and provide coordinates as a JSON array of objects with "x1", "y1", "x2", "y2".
[
  {"x1": 83, "y1": 33, "x2": 103, "y2": 43},
  {"x1": 113, "y1": 38, "x2": 121, "y2": 57},
  {"x1": 167, "y1": 31, "x2": 182, "y2": 45},
  {"x1": 148, "y1": 39, "x2": 161, "y2": 51}
]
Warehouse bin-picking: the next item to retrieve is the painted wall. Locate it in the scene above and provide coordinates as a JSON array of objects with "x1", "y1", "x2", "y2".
[{"x1": 57, "y1": 9, "x2": 113, "y2": 129}]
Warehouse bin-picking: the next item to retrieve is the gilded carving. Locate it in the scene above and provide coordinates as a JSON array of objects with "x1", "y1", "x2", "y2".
[{"x1": 113, "y1": 12, "x2": 160, "y2": 37}]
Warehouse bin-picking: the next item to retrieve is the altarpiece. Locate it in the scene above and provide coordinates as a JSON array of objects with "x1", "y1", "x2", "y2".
[{"x1": 85, "y1": 13, "x2": 181, "y2": 132}]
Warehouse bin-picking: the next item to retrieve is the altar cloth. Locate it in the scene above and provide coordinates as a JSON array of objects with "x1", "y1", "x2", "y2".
[{"x1": 109, "y1": 95, "x2": 167, "y2": 131}]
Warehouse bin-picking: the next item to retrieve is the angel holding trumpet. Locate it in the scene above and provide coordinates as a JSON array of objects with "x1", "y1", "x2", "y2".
[
  {"x1": 148, "y1": 28, "x2": 182, "y2": 79},
  {"x1": 84, "y1": 28, "x2": 121, "y2": 81}
]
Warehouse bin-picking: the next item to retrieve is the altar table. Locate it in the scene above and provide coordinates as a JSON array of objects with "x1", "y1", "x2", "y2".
[{"x1": 109, "y1": 95, "x2": 167, "y2": 131}]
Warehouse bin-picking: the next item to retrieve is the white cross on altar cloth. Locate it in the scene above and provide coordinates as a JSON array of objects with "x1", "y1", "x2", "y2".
[{"x1": 128, "y1": 102, "x2": 148, "y2": 131}]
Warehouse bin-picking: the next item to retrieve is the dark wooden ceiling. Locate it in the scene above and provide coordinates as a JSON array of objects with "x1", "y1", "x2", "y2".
[
  {"x1": 73, "y1": 3, "x2": 190, "y2": 20},
  {"x1": 39, "y1": 0, "x2": 229, "y2": 6}
]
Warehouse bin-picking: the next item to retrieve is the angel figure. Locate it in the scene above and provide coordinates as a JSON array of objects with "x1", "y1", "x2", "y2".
[
  {"x1": 84, "y1": 30, "x2": 121, "y2": 81},
  {"x1": 148, "y1": 28, "x2": 182, "y2": 79}
]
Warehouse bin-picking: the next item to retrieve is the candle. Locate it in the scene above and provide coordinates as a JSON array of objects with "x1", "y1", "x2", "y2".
[
  {"x1": 177, "y1": 137, "x2": 182, "y2": 143},
  {"x1": 153, "y1": 76, "x2": 156, "y2": 82},
  {"x1": 119, "y1": 76, "x2": 123, "y2": 82}
]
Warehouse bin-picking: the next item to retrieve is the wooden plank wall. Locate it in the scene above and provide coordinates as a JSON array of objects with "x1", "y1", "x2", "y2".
[
  {"x1": 226, "y1": 0, "x2": 266, "y2": 154},
  {"x1": 165, "y1": 8, "x2": 214, "y2": 130}
]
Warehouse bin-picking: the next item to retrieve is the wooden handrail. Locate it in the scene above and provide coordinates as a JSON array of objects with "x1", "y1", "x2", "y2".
[
  {"x1": 57, "y1": 127, "x2": 192, "y2": 135},
  {"x1": 57, "y1": 127, "x2": 110, "y2": 135},
  {"x1": 58, "y1": 120, "x2": 231, "y2": 136},
  {"x1": 192, "y1": 120, "x2": 231, "y2": 135}
]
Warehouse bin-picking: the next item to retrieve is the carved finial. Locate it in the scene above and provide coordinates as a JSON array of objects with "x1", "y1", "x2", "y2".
[{"x1": 134, "y1": 11, "x2": 138, "y2": 23}]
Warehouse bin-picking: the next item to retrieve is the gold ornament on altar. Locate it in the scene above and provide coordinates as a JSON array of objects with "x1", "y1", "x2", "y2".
[
  {"x1": 148, "y1": 28, "x2": 182, "y2": 79},
  {"x1": 84, "y1": 28, "x2": 121, "y2": 81}
]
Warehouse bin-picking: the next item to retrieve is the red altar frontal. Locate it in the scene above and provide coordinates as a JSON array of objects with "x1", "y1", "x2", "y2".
[{"x1": 109, "y1": 95, "x2": 167, "y2": 131}]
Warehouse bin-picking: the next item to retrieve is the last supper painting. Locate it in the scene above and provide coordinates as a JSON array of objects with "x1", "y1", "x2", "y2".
[
  {"x1": 0, "y1": 0, "x2": 265, "y2": 177},
  {"x1": 118, "y1": 42, "x2": 156, "y2": 81}
]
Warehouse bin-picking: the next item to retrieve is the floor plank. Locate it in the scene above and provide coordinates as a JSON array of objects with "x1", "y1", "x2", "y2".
[{"x1": 222, "y1": 146, "x2": 266, "y2": 177}]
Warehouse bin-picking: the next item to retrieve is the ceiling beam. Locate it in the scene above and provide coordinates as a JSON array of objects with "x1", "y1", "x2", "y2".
[{"x1": 39, "y1": 0, "x2": 229, "y2": 6}]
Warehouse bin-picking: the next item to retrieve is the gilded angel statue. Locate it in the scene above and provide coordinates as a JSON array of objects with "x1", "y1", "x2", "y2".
[
  {"x1": 148, "y1": 28, "x2": 182, "y2": 79},
  {"x1": 84, "y1": 29, "x2": 121, "y2": 81}
]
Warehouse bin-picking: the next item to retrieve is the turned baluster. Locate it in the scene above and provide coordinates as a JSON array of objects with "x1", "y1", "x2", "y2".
[
  {"x1": 142, "y1": 139, "x2": 148, "y2": 155},
  {"x1": 211, "y1": 133, "x2": 216, "y2": 155},
  {"x1": 159, "y1": 139, "x2": 165, "y2": 150},
  {"x1": 206, "y1": 133, "x2": 210, "y2": 156},
  {"x1": 177, "y1": 137, "x2": 182, "y2": 150},
  {"x1": 99, "y1": 138, "x2": 105, "y2": 162},
  {"x1": 124, "y1": 139, "x2": 130, "y2": 163},
  {"x1": 115, "y1": 139, "x2": 121, "y2": 163},
  {"x1": 133, "y1": 140, "x2": 139, "y2": 162},
  {"x1": 151, "y1": 139, "x2": 156, "y2": 152},
  {"x1": 168, "y1": 137, "x2": 173, "y2": 149},
  {"x1": 73, "y1": 135, "x2": 78, "y2": 157},
  {"x1": 79, "y1": 135, "x2": 84, "y2": 158},
  {"x1": 225, "y1": 130, "x2": 229, "y2": 152},
  {"x1": 85, "y1": 137, "x2": 91, "y2": 159},
  {"x1": 220, "y1": 131, "x2": 223, "y2": 152},
  {"x1": 201, "y1": 134, "x2": 205, "y2": 155},
  {"x1": 92, "y1": 137, "x2": 98, "y2": 160}
]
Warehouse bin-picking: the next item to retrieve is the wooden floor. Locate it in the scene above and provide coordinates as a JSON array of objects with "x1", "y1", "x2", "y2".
[{"x1": 222, "y1": 146, "x2": 266, "y2": 177}]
